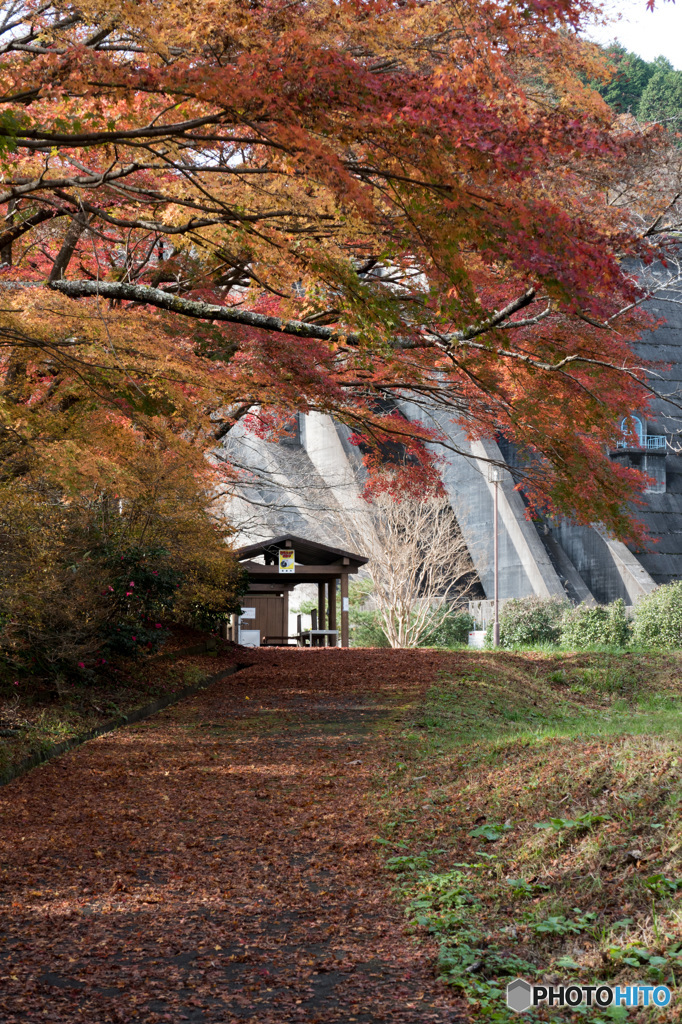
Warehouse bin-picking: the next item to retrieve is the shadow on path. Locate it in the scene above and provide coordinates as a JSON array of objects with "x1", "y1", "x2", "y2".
[{"x1": 0, "y1": 648, "x2": 467, "y2": 1023}]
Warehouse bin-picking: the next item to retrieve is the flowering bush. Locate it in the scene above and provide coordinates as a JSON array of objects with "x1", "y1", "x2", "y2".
[
  {"x1": 108, "y1": 547, "x2": 182, "y2": 617},
  {"x1": 101, "y1": 621, "x2": 170, "y2": 658}
]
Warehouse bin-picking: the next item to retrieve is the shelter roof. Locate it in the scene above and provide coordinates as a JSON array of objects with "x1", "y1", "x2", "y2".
[{"x1": 236, "y1": 534, "x2": 368, "y2": 568}]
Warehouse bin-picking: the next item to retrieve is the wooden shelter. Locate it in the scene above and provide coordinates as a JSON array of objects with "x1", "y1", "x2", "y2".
[{"x1": 233, "y1": 535, "x2": 368, "y2": 647}]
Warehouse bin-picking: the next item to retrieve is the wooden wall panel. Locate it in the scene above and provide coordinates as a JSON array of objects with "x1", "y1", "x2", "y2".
[{"x1": 246, "y1": 595, "x2": 286, "y2": 642}]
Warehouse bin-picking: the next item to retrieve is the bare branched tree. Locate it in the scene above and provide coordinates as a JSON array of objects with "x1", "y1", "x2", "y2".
[{"x1": 348, "y1": 492, "x2": 479, "y2": 648}]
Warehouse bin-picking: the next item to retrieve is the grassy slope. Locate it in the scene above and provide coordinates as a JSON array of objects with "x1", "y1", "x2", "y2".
[{"x1": 375, "y1": 651, "x2": 682, "y2": 1023}]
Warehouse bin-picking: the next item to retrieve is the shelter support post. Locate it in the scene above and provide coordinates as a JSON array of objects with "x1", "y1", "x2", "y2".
[
  {"x1": 282, "y1": 586, "x2": 289, "y2": 640},
  {"x1": 317, "y1": 582, "x2": 326, "y2": 647},
  {"x1": 340, "y1": 573, "x2": 349, "y2": 647},
  {"x1": 327, "y1": 578, "x2": 337, "y2": 646}
]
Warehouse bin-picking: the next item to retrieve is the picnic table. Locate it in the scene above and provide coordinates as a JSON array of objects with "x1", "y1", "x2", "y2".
[{"x1": 298, "y1": 629, "x2": 339, "y2": 648}]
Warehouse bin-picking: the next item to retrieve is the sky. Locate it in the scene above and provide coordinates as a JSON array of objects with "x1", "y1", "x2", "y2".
[{"x1": 585, "y1": 0, "x2": 682, "y2": 67}]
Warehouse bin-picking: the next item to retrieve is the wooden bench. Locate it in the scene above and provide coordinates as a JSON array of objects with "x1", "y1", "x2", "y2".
[{"x1": 262, "y1": 636, "x2": 299, "y2": 647}]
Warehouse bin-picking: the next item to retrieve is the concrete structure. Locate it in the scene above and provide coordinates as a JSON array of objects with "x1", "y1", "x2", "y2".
[{"x1": 219, "y1": 268, "x2": 682, "y2": 613}]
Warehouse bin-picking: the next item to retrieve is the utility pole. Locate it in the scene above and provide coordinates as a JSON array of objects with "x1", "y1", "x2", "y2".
[{"x1": 489, "y1": 467, "x2": 500, "y2": 647}]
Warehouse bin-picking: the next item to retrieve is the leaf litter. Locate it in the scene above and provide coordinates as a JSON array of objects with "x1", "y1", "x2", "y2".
[{"x1": 0, "y1": 647, "x2": 468, "y2": 1024}]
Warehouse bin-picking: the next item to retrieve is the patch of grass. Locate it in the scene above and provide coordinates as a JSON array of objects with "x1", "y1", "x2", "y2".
[
  {"x1": 400, "y1": 860, "x2": 538, "y2": 1016},
  {"x1": 375, "y1": 650, "x2": 682, "y2": 1021},
  {"x1": 182, "y1": 665, "x2": 209, "y2": 686}
]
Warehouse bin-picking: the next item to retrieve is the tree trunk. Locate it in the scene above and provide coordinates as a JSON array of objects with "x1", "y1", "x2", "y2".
[{"x1": 49, "y1": 214, "x2": 90, "y2": 282}]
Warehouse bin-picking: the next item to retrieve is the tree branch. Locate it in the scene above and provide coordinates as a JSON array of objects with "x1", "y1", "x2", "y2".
[
  {"x1": 47, "y1": 280, "x2": 643, "y2": 392},
  {"x1": 0, "y1": 206, "x2": 71, "y2": 257},
  {"x1": 433, "y1": 288, "x2": 537, "y2": 345},
  {"x1": 7, "y1": 113, "x2": 226, "y2": 149},
  {"x1": 48, "y1": 278, "x2": 364, "y2": 343}
]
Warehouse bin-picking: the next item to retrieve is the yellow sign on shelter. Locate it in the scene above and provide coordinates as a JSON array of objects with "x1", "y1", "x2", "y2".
[{"x1": 278, "y1": 549, "x2": 295, "y2": 573}]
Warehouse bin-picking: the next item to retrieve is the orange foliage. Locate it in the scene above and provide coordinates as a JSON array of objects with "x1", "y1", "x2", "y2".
[{"x1": 0, "y1": 0, "x2": 674, "y2": 540}]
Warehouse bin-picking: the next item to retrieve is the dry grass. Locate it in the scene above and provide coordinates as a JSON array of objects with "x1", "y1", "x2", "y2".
[{"x1": 375, "y1": 650, "x2": 682, "y2": 1022}]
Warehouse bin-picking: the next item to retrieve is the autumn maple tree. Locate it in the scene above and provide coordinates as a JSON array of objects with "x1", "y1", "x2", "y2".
[{"x1": 0, "y1": 0, "x2": 679, "y2": 577}]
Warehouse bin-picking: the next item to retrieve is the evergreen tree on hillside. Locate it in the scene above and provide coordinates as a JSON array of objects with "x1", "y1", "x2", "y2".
[
  {"x1": 638, "y1": 67, "x2": 682, "y2": 130},
  {"x1": 595, "y1": 44, "x2": 658, "y2": 113}
]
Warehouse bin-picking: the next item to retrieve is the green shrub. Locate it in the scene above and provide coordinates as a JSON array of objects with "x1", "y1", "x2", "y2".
[
  {"x1": 560, "y1": 598, "x2": 630, "y2": 650},
  {"x1": 351, "y1": 606, "x2": 473, "y2": 649},
  {"x1": 633, "y1": 583, "x2": 682, "y2": 650},
  {"x1": 485, "y1": 596, "x2": 569, "y2": 648},
  {"x1": 102, "y1": 620, "x2": 170, "y2": 658},
  {"x1": 108, "y1": 545, "x2": 182, "y2": 615},
  {"x1": 103, "y1": 545, "x2": 244, "y2": 656},
  {"x1": 609, "y1": 597, "x2": 631, "y2": 647},
  {"x1": 350, "y1": 610, "x2": 390, "y2": 647},
  {"x1": 421, "y1": 609, "x2": 474, "y2": 648}
]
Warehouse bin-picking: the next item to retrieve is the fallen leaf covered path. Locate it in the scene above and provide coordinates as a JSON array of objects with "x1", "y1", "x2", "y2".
[{"x1": 0, "y1": 648, "x2": 465, "y2": 1023}]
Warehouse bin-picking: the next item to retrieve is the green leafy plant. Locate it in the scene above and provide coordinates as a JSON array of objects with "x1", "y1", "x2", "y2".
[
  {"x1": 642, "y1": 873, "x2": 682, "y2": 896},
  {"x1": 408, "y1": 869, "x2": 474, "y2": 924},
  {"x1": 531, "y1": 910, "x2": 596, "y2": 936},
  {"x1": 561, "y1": 600, "x2": 630, "y2": 650},
  {"x1": 385, "y1": 852, "x2": 434, "y2": 873},
  {"x1": 610, "y1": 918, "x2": 635, "y2": 931},
  {"x1": 350, "y1": 610, "x2": 390, "y2": 648},
  {"x1": 506, "y1": 878, "x2": 550, "y2": 897},
  {"x1": 633, "y1": 582, "x2": 682, "y2": 650},
  {"x1": 534, "y1": 811, "x2": 609, "y2": 833},
  {"x1": 404, "y1": 868, "x2": 535, "y2": 1011},
  {"x1": 484, "y1": 596, "x2": 568, "y2": 649},
  {"x1": 607, "y1": 945, "x2": 668, "y2": 975},
  {"x1": 421, "y1": 609, "x2": 474, "y2": 648},
  {"x1": 555, "y1": 955, "x2": 581, "y2": 970},
  {"x1": 468, "y1": 822, "x2": 513, "y2": 842}
]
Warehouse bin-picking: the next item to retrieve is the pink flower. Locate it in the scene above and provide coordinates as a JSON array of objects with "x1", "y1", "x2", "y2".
[
  {"x1": 132, "y1": 636, "x2": 136, "y2": 641},
  {"x1": 126, "y1": 591, "x2": 132, "y2": 596},
  {"x1": 129, "y1": 582, "x2": 135, "y2": 587},
  {"x1": 155, "y1": 623, "x2": 162, "y2": 629},
  {"x1": 13, "y1": 681, "x2": 18, "y2": 686},
  {"x1": 78, "y1": 662, "x2": 85, "y2": 668}
]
